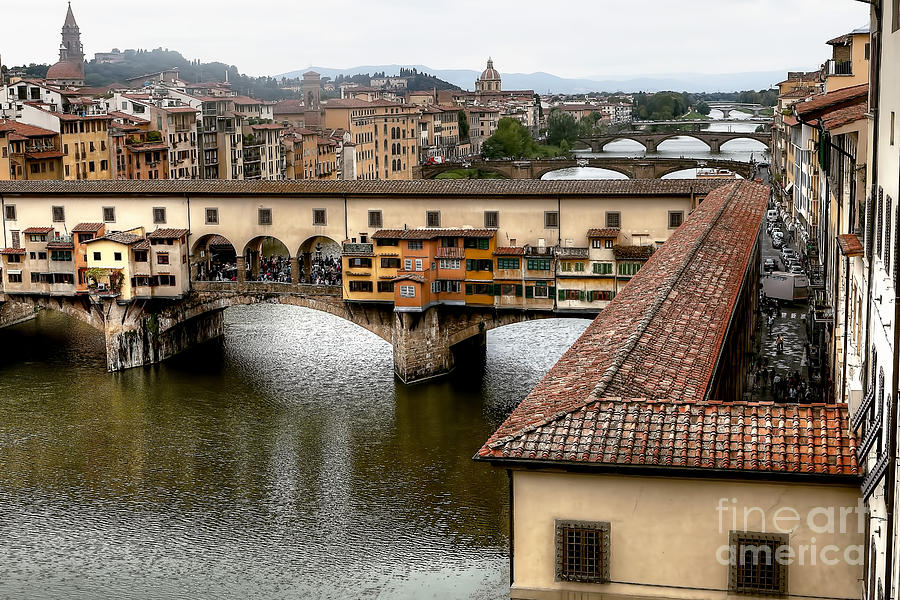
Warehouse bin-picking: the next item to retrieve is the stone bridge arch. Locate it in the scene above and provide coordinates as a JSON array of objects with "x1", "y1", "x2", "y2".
[
  {"x1": 192, "y1": 233, "x2": 238, "y2": 282},
  {"x1": 534, "y1": 163, "x2": 633, "y2": 179}
]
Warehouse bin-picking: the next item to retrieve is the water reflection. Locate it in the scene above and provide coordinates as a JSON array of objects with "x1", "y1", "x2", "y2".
[{"x1": 0, "y1": 307, "x2": 589, "y2": 599}]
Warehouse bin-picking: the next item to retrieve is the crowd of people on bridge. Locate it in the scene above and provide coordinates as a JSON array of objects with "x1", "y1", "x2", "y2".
[
  {"x1": 195, "y1": 253, "x2": 341, "y2": 286},
  {"x1": 304, "y1": 255, "x2": 341, "y2": 286},
  {"x1": 249, "y1": 255, "x2": 292, "y2": 283}
]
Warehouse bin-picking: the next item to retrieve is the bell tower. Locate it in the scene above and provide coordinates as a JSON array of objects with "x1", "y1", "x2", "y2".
[{"x1": 59, "y1": 3, "x2": 84, "y2": 64}]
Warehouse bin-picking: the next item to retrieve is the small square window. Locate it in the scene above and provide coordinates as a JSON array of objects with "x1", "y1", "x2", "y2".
[
  {"x1": 368, "y1": 210, "x2": 383, "y2": 228},
  {"x1": 606, "y1": 212, "x2": 621, "y2": 228},
  {"x1": 152, "y1": 207, "x2": 166, "y2": 224},
  {"x1": 555, "y1": 520, "x2": 610, "y2": 584},
  {"x1": 313, "y1": 208, "x2": 327, "y2": 226},
  {"x1": 92, "y1": 251, "x2": 101, "y2": 261},
  {"x1": 728, "y1": 531, "x2": 789, "y2": 596},
  {"x1": 52, "y1": 206, "x2": 65, "y2": 222},
  {"x1": 426, "y1": 211, "x2": 441, "y2": 228},
  {"x1": 259, "y1": 208, "x2": 272, "y2": 226},
  {"x1": 205, "y1": 208, "x2": 219, "y2": 225},
  {"x1": 113, "y1": 252, "x2": 122, "y2": 261},
  {"x1": 103, "y1": 207, "x2": 115, "y2": 223},
  {"x1": 669, "y1": 211, "x2": 684, "y2": 229},
  {"x1": 484, "y1": 210, "x2": 499, "y2": 228},
  {"x1": 4, "y1": 205, "x2": 16, "y2": 221},
  {"x1": 545, "y1": 211, "x2": 559, "y2": 228},
  {"x1": 157, "y1": 253, "x2": 169, "y2": 265}
]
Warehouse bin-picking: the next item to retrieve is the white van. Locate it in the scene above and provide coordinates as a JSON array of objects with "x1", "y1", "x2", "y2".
[{"x1": 766, "y1": 209, "x2": 778, "y2": 223}]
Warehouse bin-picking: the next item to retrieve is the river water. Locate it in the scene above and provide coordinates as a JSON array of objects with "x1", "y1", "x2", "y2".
[
  {"x1": 543, "y1": 109, "x2": 771, "y2": 180},
  {"x1": 0, "y1": 306, "x2": 590, "y2": 599}
]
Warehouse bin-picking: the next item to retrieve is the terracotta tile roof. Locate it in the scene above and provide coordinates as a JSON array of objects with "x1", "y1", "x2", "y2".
[
  {"x1": 1, "y1": 248, "x2": 26, "y2": 255},
  {"x1": 273, "y1": 99, "x2": 304, "y2": 114},
  {"x1": 22, "y1": 227, "x2": 54, "y2": 234},
  {"x1": 325, "y1": 98, "x2": 399, "y2": 109},
  {"x1": 781, "y1": 87, "x2": 819, "y2": 100},
  {"x1": 2, "y1": 121, "x2": 58, "y2": 138},
  {"x1": 132, "y1": 240, "x2": 150, "y2": 251},
  {"x1": 392, "y1": 274, "x2": 425, "y2": 282},
  {"x1": 46, "y1": 240, "x2": 74, "y2": 249},
  {"x1": 250, "y1": 123, "x2": 284, "y2": 130},
  {"x1": 371, "y1": 229, "x2": 406, "y2": 240},
  {"x1": 86, "y1": 232, "x2": 144, "y2": 245},
  {"x1": 837, "y1": 234, "x2": 864, "y2": 257},
  {"x1": 587, "y1": 228, "x2": 620, "y2": 238},
  {"x1": 493, "y1": 246, "x2": 525, "y2": 256},
  {"x1": 72, "y1": 222, "x2": 104, "y2": 233},
  {"x1": 399, "y1": 228, "x2": 496, "y2": 240},
  {"x1": 477, "y1": 182, "x2": 790, "y2": 475},
  {"x1": 795, "y1": 84, "x2": 868, "y2": 118},
  {"x1": 129, "y1": 143, "x2": 169, "y2": 152},
  {"x1": 613, "y1": 245, "x2": 655, "y2": 260},
  {"x1": 557, "y1": 247, "x2": 589, "y2": 259},
  {"x1": 207, "y1": 235, "x2": 234, "y2": 247},
  {"x1": 436, "y1": 247, "x2": 465, "y2": 259},
  {"x1": 147, "y1": 228, "x2": 188, "y2": 239},
  {"x1": 478, "y1": 398, "x2": 858, "y2": 478},
  {"x1": 161, "y1": 106, "x2": 199, "y2": 114},
  {"x1": 25, "y1": 151, "x2": 65, "y2": 159},
  {"x1": 0, "y1": 179, "x2": 729, "y2": 198},
  {"x1": 108, "y1": 111, "x2": 149, "y2": 123},
  {"x1": 822, "y1": 104, "x2": 867, "y2": 131}
]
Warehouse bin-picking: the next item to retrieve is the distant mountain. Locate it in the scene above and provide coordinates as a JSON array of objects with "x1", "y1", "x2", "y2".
[{"x1": 276, "y1": 65, "x2": 800, "y2": 94}]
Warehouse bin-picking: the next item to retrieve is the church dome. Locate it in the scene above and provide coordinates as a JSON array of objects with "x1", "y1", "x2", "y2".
[
  {"x1": 46, "y1": 60, "x2": 83, "y2": 81},
  {"x1": 480, "y1": 58, "x2": 500, "y2": 81}
]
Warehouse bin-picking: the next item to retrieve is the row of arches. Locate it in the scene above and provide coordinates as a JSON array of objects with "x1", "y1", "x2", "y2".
[
  {"x1": 192, "y1": 234, "x2": 341, "y2": 285},
  {"x1": 580, "y1": 135, "x2": 769, "y2": 152}
]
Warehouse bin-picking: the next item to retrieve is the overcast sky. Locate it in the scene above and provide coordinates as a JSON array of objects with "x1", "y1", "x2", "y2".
[{"x1": 5, "y1": 0, "x2": 870, "y2": 79}]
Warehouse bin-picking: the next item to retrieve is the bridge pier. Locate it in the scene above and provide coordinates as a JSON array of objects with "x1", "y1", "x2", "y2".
[
  {"x1": 708, "y1": 139, "x2": 721, "y2": 153},
  {"x1": 644, "y1": 140, "x2": 659, "y2": 154},
  {"x1": 0, "y1": 297, "x2": 37, "y2": 329},
  {"x1": 104, "y1": 301, "x2": 225, "y2": 372}
]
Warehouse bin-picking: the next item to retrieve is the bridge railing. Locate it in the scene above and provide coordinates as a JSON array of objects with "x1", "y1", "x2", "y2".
[{"x1": 192, "y1": 281, "x2": 342, "y2": 296}]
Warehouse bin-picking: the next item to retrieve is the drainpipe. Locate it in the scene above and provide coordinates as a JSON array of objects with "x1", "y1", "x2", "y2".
[{"x1": 343, "y1": 195, "x2": 348, "y2": 241}]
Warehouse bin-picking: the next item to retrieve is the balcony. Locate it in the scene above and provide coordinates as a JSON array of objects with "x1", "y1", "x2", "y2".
[{"x1": 826, "y1": 59, "x2": 853, "y2": 76}]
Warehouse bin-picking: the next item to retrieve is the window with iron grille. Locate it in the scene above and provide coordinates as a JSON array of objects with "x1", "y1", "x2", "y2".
[
  {"x1": 426, "y1": 210, "x2": 441, "y2": 227},
  {"x1": 52, "y1": 206, "x2": 65, "y2": 223},
  {"x1": 103, "y1": 207, "x2": 115, "y2": 223},
  {"x1": 555, "y1": 520, "x2": 610, "y2": 584},
  {"x1": 877, "y1": 188, "x2": 884, "y2": 259},
  {"x1": 606, "y1": 211, "x2": 621, "y2": 228},
  {"x1": 4, "y1": 205, "x2": 16, "y2": 221},
  {"x1": 484, "y1": 210, "x2": 499, "y2": 228},
  {"x1": 408, "y1": 240, "x2": 423, "y2": 250},
  {"x1": 544, "y1": 211, "x2": 559, "y2": 228},
  {"x1": 313, "y1": 208, "x2": 327, "y2": 226},
  {"x1": 258, "y1": 208, "x2": 272, "y2": 226},
  {"x1": 377, "y1": 281, "x2": 394, "y2": 293},
  {"x1": 152, "y1": 207, "x2": 166, "y2": 225},
  {"x1": 728, "y1": 531, "x2": 788, "y2": 595},
  {"x1": 669, "y1": 211, "x2": 684, "y2": 228},
  {"x1": 368, "y1": 210, "x2": 383, "y2": 228},
  {"x1": 866, "y1": 193, "x2": 875, "y2": 259},
  {"x1": 205, "y1": 208, "x2": 219, "y2": 225}
]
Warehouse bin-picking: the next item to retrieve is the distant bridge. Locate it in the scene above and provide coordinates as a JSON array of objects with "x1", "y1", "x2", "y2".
[
  {"x1": 706, "y1": 102, "x2": 771, "y2": 118},
  {"x1": 420, "y1": 157, "x2": 755, "y2": 179},
  {"x1": 631, "y1": 118, "x2": 772, "y2": 128},
  {"x1": 577, "y1": 131, "x2": 770, "y2": 153}
]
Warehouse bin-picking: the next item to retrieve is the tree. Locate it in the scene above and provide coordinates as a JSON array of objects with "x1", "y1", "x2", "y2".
[
  {"x1": 481, "y1": 118, "x2": 539, "y2": 159},
  {"x1": 695, "y1": 101, "x2": 711, "y2": 116},
  {"x1": 458, "y1": 110, "x2": 470, "y2": 141},
  {"x1": 546, "y1": 110, "x2": 578, "y2": 147}
]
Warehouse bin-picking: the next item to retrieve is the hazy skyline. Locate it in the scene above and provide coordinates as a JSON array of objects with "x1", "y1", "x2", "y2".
[{"x1": 4, "y1": 1, "x2": 870, "y2": 80}]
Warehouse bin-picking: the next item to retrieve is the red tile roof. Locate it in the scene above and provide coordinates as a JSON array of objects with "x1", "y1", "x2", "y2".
[
  {"x1": 587, "y1": 228, "x2": 620, "y2": 238},
  {"x1": 613, "y1": 245, "x2": 655, "y2": 260},
  {"x1": 2, "y1": 121, "x2": 57, "y2": 138},
  {"x1": 392, "y1": 274, "x2": 425, "y2": 282},
  {"x1": 493, "y1": 246, "x2": 525, "y2": 256},
  {"x1": 46, "y1": 240, "x2": 74, "y2": 249},
  {"x1": 132, "y1": 240, "x2": 150, "y2": 251},
  {"x1": 795, "y1": 84, "x2": 868, "y2": 118},
  {"x1": 72, "y1": 222, "x2": 104, "y2": 233},
  {"x1": 1, "y1": 248, "x2": 26, "y2": 255},
  {"x1": 147, "y1": 228, "x2": 188, "y2": 239},
  {"x1": 478, "y1": 398, "x2": 857, "y2": 477},
  {"x1": 476, "y1": 182, "x2": 827, "y2": 477},
  {"x1": 22, "y1": 227, "x2": 54, "y2": 234},
  {"x1": 85, "y1": 232, "x2": 144, "y2": 245},
  {"x1": 371, "y1": 229, "x2": 406, "y2": 240},
  {"x1": 206, "y1": 235, "x2": 234, "y2": 247},
  {"x1": 161, "y1": 106, "x2": 199, "y2": 114},
  {"x1": 822, "y1": 103, "x2": 867, "y2": 131}
]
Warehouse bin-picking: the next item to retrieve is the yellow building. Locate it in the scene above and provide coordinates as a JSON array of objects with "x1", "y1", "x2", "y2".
[
  {"x1": 825, "y1": 25, "x2": 870, "y2": 92},
  {"x1": 58, "y1": 114, "x2": 113, "y2": 180},
  {"x1": 0, "y1": 121, "x2": 11, "y2": 180},
  {"x1": 4, "y1": 121, "x2": 64, "y2": 181},
  {"x1": 83, "y1": 229, "x2": 147, "y2": 300},
  {"x1": 323, "y1": 99, "x2": 379, "y2": 180}
]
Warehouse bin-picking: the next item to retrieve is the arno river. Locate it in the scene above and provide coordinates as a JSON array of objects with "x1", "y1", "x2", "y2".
[
  {"x1": 0, "y1": 307, "x2": 589, "y2": 598},
  {"x1": 0, "y1": 108, "x2": 770, "y2": 599}
]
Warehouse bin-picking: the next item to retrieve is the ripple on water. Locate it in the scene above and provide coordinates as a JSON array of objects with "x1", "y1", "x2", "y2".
[{"x1": 0, "y1": 306, "x2": 588, "y2": 599}]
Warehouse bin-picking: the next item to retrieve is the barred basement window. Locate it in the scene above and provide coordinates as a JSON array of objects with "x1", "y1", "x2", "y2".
[
  {"x1": 728, "y1": 531, "x2": 788, "y2": 596},
  {"x1": 484, "y1": 210, "x2": 499, "y2": 228},
  {"x1": 103, "y1": 207, "x2": 116, "y2": 223},
  {"x1": 426, "y1": 210, "x2": 441, "y2": 228},
  {"x1": 152, "y1": 207, "x2": 166, "y2": 224},
  {"x1": 258, "y1": 208, "x2": 272, "y2": 226},
  {"x1": 407, "y1": 240, "x2": 423, "y2": 250},
  {"x1": 313, "y1": 208, "x2": 327, "y2": 226},
  {"x1": 544, "y1": 211, "x2": 559, "y2": 228},
  {"x1": 606, "y1": 211, "x2": 621, "y2": 228},
  {"x1": 555, "y1": 520, "x2": 610, "y2": 584},
  {"x1": 205, "y1": 208, "x2": 219, "y2": 225},
  {"x1": 368, "y1": 210, "x2": 383, "y2": 228},
  {"x1": 52, "y1": 206, "x2": 65, "y2": 222},
  {"x1": 4, "y1": 205, "x2": 16, "y2": 221}
]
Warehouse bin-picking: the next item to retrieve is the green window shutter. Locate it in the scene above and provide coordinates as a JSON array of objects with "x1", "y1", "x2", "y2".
[
  {"x1": 525, "y1": 285, "x2": 533, "y2": 298},
  {"x1": 466, "y1": 284, "x2": 473, "y2": 295},
  {"x1": 493, "y1": 284, "x2": 501, "y2": 296},
  {"x1": 558, "y1": 288, "x2": 565, "y2": 301},
  {"x1": 466, "y1": 259, "x2": 473, "y2": 271},
  {"x1": 516, "y1": 284, "x2": 523, "y2": 296},
  {"x1": 479, "y1": 238, "x2": 489, "y2": 250},
  {"x1": 579, "y1": 290, "x2": 585, "y2": 301},
  {"x1": 549, "y1": 285, "x2": 556, "y2": 296}
]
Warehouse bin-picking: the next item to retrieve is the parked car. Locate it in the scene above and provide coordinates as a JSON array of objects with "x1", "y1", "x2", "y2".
[
  {"x1": 766, "y1": 209, "x2": 778, "y2": 223},
  {"x1": 764, "y1": 258, "x2": 777, "y2": 272},
  {"x1": 772, "y1": 238, "x2": 783, "y2": 249},
  {"x1": 781, "y1": 248, "x2": 797, "y2": 261},
  {"x1": 789, "y1": 264, "x2": 805, "y2": 275}
]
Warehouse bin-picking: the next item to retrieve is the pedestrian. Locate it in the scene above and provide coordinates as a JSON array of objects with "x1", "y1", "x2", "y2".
[{"x1": 776, "y1": 334, "x2": 784, "y2": 353}]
